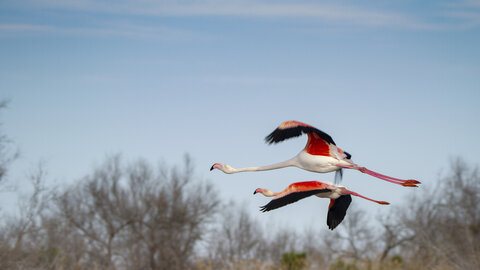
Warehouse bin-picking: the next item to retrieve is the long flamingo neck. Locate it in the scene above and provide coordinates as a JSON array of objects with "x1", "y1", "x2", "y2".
[
  {"x1": 343, "y1": 190, "x2": 389, "y2": 205},
  {"x1": 262, "y1": 189, "x2": 278, "y2": 197},
  {"x1": 233, "y1": 159, "x2": 295, "y2": 173}
]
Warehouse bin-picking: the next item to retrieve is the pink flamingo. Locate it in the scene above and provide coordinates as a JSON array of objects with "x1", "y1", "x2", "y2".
[
  {"x1": 211, "y1": 120, "x2": 420, "y2": 187},
  {"x1": 254, "y1": 180, "x2": 389, "y2": 230}
]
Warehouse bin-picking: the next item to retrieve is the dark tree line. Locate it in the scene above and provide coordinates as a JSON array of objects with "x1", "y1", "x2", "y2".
[{"x1": 1, "y1": 155, "x2": 221, "y2": 270}]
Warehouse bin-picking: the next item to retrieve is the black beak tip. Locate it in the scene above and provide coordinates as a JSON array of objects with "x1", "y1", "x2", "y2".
[
  {"x1": 210, "y1": 165, "x2": 214, "y2": 171},
  {"x1": 253, "y1": 191, "x2": 257, "y2": 195}
]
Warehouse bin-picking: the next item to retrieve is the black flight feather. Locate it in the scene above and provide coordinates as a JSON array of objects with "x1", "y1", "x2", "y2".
[
  {"x1": 327, "y1": 195, "x2": 352, "y2": 230},
  {"x1": 259, "y1": 189, "x2": 331, "y2": 212},
  {"x1": 265, "y1": 125, "x2": 336, "y2": 145}
]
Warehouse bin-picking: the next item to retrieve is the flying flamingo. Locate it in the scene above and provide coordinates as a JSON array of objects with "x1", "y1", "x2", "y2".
[
  {"x1": 211, "y1": 120, "x2": 420, "y2": 187},
  {"x1": 253, "y1": 180, "x2": 389, "y2": 230}
]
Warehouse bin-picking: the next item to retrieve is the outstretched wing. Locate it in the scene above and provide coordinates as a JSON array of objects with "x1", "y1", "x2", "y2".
[
  {"x1": 265, "y1": 120, "x2": 336, "y2": 145},
  {"x1": 260, "y1": 188, "x2": 331, "y2": 212},
  {"x1": 327, "y1": 195, "x2": 352, "y2": 230},
  {"x1": 265, "y1": 120, "x2": 338, "y2": 157}
]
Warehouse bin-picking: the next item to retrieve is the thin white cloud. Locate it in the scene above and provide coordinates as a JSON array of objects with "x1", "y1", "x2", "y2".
[
  {"x1": 200, "y1": 75, "x2": 305, "y2": 86},
  {"x1": 0, "y1": 23, "x2": 53, "y2": 32},
  {"x1": 463, "y1": 0, "x2": 480, "y2": 7},
  {"x1": 0, "y1": 23, "x2": 56, "y2": 38},
  {"x1": 442, "y1": 0, "x2": 480, "y2": 28},
  {"x1": 0, "y1": 22, "x2": 210, "y2": 41},
  {"x1": 4, "y1": 0, "x2": 439, "y2": 30},
  {"x1": 3, "y1": 0, "x2": 479, "y2": 38}
]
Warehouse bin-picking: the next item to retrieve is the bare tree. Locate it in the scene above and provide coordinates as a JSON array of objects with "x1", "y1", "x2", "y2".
[
  {"x1": 0, "y1": 163, "x2": 55, "y2": 270},
  {"x1": 201, "y1": 202, "x2": 318, "y2": 270},
  {"x1": 319, "y1": 205, "x2": 379, "y2": 270},
  {"x1": 202, "y1": 203, "x2": 271, "y2": 269},
  {"x1": 53, "y1": 155, "x2": 219, "y2": 270},
  {"x1": 121, "y1": 156, "x2": 219, "y2": 270},
  {"x1": 0, "y1": 154, "x2": 219, "y2": 270},
  {"x1": 377, "y1": 211, "x2": 414, "y2": 263},
  {"x1": 0, "y1": 100, "x2": 19, "y2": 188},
  {"x1": 381, "y1": 158, "x2": 480, "y2": 270},
  {"x1": 55, "y1": 155, "x2": 130, "y2": 269}
]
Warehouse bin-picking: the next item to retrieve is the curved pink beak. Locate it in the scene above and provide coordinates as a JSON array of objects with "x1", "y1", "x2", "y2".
[
  {"x1": 210, "y1": 163, "x2": 221, "y2": 171},
  {"x1": 253, "y1": 188, "x2": 264, "y2": 195}
]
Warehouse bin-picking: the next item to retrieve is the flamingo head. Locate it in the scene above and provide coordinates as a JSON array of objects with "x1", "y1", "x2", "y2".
[
  {"x1": 253, "y1": 188, "x2": 265, "y2": 195},
  {"x1": 210, "y1": 163, "x2": 234, "y2": 174}
]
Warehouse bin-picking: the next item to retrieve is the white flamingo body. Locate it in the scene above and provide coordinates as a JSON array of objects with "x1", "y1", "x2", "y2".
[
  {"x1": 295, "y1": 150, "x2": 355, "y2": 173},
  {"x1": 313, "y1": 187, "x2": 342, "y2": 199},
  {"x1": 211, "y1": 120, "x2": 420, "y2": 187}
]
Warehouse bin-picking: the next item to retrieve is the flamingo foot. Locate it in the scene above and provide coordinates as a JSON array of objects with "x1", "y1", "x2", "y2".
[
  {"x1": 405, "y1": 179, "x2": 421, "y2": 185},
  {"x1": 401, "y1": 183, "x2": 418, "y2": 187}
]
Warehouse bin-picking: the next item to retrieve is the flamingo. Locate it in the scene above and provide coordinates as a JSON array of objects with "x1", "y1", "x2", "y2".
[
  {"x1": 253, "y1": 180, "x2": 389, "y2": 230},
  {"x1": 211, "y1": 120, "x2": 420, "y2": 187}
]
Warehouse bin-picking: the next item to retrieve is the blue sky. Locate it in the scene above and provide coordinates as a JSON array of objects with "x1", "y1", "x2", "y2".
[{"x1": 1, "y1": 0, "x2": 480, "y2": 231}]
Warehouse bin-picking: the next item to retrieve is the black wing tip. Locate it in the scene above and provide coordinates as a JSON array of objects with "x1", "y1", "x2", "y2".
[
  {"x1": 265, "y1": 125, "x2": 336, "y2": 146},
  {"x1": 259, "y1": 205, "x2": 269, "y2": 212},
  {"x1": 327, "y1": 217, "x2": 342, "y2": 230},
  {"x1": 264, "y1": 129, "x2": 288, "y2": 144},
  {"x1": 327, "y1": 213, "x2": 342, "y2": 230},
  {"x1": 264, "y1": 127, "x2": 304, "y2": 144},
  {"x1": 326, "y1": 195, "x2": 352, "y2": 230},
  {"x1": 328, "y1": 224, "x2": 337, "y2": 230},
  {"x1": 264, "y1": 132, "x2": 276, "y2": 144}
]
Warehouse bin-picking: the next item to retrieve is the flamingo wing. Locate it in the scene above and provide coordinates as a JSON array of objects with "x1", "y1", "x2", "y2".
[
  {"x1": 265, "y1": 120, "x2": 341, "y2": 157},
  {"x1": 265, "y1": 120, "x2": 336, "y2": 145},
  {"x1": 259, "y1": 188, "x2": 331, "y2": 212},
  {"x1": 327, "y1": 195, "x2": 352, "y2": 230}
]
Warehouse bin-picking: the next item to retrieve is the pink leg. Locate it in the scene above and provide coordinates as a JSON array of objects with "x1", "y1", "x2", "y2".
[
  {"x1": 336, "y1": 164, "x2": 420, "y2": 187},
  {"x1": 364, "y1": 169, "x2": 420, "y2": 185},
  {"x1": 343, "y1": 190, "x2": 389, "y2": 205}
]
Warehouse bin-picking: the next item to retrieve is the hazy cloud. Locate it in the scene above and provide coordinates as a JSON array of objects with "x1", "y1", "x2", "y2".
[
  {"x1": 0, "y1": 21, "x2": 210, "y2": 41},
  {"x1": 3, "y1": 0, "x2": 441, "y2": 29},
  {"x1": 2, "y1": 0, "x2": 479, "y2": 40},
  {"x1": 443, "y1": 0, "x2": 480, "y2": 28}
]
